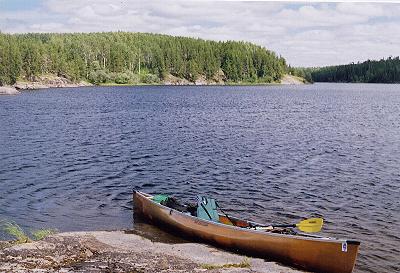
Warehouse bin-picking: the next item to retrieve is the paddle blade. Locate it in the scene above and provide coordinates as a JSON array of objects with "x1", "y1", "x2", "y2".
[{"x1": 296, "y1": 218, "x2": 323, "y2": 233}]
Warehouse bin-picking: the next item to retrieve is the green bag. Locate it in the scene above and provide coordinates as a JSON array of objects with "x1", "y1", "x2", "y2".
[
  {"x1": 197, "y1": 196, "x2": 219, "y2": 222},
  {"x1": 152, "y1": 194, "x2": 169, "y2": 203}
]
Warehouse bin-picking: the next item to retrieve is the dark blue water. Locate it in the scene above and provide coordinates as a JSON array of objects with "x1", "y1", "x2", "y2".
[{"x1": 0, "y1": 84, "x2": 399, "y2": 272}]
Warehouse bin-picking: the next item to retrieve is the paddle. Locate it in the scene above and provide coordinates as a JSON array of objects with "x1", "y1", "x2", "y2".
[
  {"x1": 215, "y1": 201, "x2": 236, "y2": 226},
  {"x1": 255, "y1": 218, "x2": 324, "y2": 233},
  {"x1": 214, "y1": 200, "x2": 323, "y2": 233}
]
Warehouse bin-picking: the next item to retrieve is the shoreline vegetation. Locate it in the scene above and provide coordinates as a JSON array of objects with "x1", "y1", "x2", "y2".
[
  {"x1": 1, "y1": 32, "x2": 399, "y2": 95},
  {"x1": 291, "y1": 57, "x2": 400, "y2": 84},
  {"x1": 0, "y1": 32, "x2": 305, "y2": 95},
  {"x1": 310, "y1": 57, "x2": 400, "y2": 83}
]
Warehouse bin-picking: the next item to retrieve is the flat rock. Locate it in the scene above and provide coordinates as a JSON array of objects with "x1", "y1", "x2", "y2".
[
  {"x1": 0, "y1": 86, "x2": 20, "y2": 95},
  {"x1": 0, "y1": 231, "x2": 304, "y2": 273}
]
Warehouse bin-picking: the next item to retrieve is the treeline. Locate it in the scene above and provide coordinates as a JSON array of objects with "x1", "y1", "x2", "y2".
[
  {"x1": 0, "y1": 32, "x2": 287, "y2": 86},
  {"x1": 287, "y1": 66, "x2": 314, "y2": 83},
  {"x1": 310, "y1": 57, "x2": 400, "y2": 83}
]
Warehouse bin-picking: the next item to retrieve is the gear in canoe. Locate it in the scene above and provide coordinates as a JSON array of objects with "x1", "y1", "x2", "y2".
[{"x1": 134, "y1": 191, "x2": 360, "y2": 273}]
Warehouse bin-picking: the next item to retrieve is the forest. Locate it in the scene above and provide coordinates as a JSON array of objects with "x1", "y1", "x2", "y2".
[
  {"x1": 0, "y1": 32, "x2": 288, "y2": 86},
  {"x1": 309, "y1": 57, "x2": 400, "y2": 83}
]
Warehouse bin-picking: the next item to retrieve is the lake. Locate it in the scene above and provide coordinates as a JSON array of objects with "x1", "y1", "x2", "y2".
[{"x1": 0, "y1": 83, "x2": 399, "y2": 272}]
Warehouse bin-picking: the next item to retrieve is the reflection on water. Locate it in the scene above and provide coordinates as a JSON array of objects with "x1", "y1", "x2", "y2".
[{"x1": 1, "y1": 84, "x2": 399, "y2": 272}]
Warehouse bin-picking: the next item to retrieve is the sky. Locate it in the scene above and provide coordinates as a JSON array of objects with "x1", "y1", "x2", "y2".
[{"x1": 0, "y1": 0, "x2": 399, "y2": 67}]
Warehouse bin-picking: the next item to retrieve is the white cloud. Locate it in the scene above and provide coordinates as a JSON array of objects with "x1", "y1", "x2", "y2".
[
  {"x1": 30, "y1": 22, "x2": 64, "y2": 31},
  {"x1": 0, "y1": 0, "x2": 399, "y2": 67},
  {"x1": 336, "y1": 3, "x2": 384, "y2": 16}
]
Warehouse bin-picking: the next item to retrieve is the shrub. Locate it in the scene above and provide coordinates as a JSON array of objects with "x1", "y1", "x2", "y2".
[
  {"x1": 114, "y1": 72, "x2": 130, "y2": 84},
  {"x1": 141, "y1": 73, "x2": 159, "y2": 84},
  {"x1": 88, "y1": 69, "x2": 110, "y2": 84},
  {"x1": 114, "y1": 71, "x2": 140, "y2": 84}
]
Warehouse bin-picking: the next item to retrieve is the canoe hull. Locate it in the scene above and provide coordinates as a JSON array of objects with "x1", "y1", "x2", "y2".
[{"x1": 134, "y1": 191, "x2": 359, "y2": 273}]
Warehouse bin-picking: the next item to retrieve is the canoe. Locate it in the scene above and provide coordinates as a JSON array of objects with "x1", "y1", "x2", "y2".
[{"x1": 133, "y1": 191, "x2": 360, "y2": 273}]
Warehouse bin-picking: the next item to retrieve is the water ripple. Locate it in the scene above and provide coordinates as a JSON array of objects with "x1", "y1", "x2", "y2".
[{"x1": 1, "y1": 84, "x2": 400, "y2": 272}]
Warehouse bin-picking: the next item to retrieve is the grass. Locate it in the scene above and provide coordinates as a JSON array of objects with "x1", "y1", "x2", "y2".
[
  {"x1": 1, "y1": 222, "x2": 31, "y2": 243},
  {"x1": 31, "y1": 229, "x2": 57, "y2": 241},
  {"x1": 201, "y1": 258, "x2": 251, "y2": 270},
  {"x1": 1, "y1": 220, "x2": 57, "y2": 244}
]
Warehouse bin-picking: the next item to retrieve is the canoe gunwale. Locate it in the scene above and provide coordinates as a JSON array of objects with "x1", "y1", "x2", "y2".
[{"x1": 134, "y1": 191, "x2": 360, "y2": 245}]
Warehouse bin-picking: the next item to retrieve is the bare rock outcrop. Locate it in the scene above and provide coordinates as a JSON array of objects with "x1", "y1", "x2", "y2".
[
  {"x1": 0, "y1": 231, "x2": 303, "y2": 273},
  {"x1": 163, "y1": 69, "x2": 226, "y2": 86},
  {"x1": 14, "y1": 75, "x2": 93, "y2": 90},
  {"x1": 0, "y1": 86, "x2": 20, "y2": 95},
  {"x1": 280, "y1": 74, "x2": 306, "y2": 85},
  {"x1": 163, "y1": 74, "x2": 193, "y2": 86}
]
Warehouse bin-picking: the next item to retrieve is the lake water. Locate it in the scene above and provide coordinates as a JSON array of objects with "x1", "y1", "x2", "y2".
[{"x1": 0, "y1": 84, "x2": 399, "y2": 272}]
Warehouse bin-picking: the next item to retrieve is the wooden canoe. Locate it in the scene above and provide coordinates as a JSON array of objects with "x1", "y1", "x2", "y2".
[{"x1": 133, "y1": 191, "x2": 360, "y2": 273}]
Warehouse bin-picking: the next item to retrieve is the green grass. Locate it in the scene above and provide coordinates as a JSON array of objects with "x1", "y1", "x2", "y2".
[
  {"x1": 1, "y1": 222, "x2": 30, "y2": 243},
  {"x1": 31, "y1": 229, "x2": 57, "y2": 241},
  {"x1": 201, "y1": 258, "x2": 251, "y2": 270},
  {"x1": 1, "y1": 220, "x2": 57, "y2": 244}
]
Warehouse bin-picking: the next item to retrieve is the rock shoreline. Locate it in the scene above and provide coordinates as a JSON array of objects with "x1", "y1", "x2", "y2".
[
  {"x1": 163, "y1": 71, "x2": 226, "y2": 86},
  {"x1": 0, "y1": 86, "x2": 20, "y2": 95},
  {"x1": 0, "y1": 231, "x2": 304, "y2": 273},
  {"x1": 0, "y1": 73, "x2": 305, "y2": 95},
  {"x1": 14, "y1": 75, "x2": 93, "y2": 90},
  {"x1": 0, "y1": 75, "x2": 93, "y2": 95}
]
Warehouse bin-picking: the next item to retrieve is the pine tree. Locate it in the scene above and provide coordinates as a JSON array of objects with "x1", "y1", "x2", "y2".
[{"x1": 0, "y1": 32, "x2": 289, "y2": 85}]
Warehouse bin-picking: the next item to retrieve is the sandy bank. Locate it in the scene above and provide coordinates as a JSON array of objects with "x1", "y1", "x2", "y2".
[
  {"x1": 0, "y1": 231, "x2": 304, "y2": 273},
  {"x1": 0, "y1": 86, "x2": 20, "y2": 95}
]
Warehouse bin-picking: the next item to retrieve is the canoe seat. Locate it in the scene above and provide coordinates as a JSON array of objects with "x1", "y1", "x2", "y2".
[{"x1": 197, "y1": 196, "x2": 219, "y2": 222}]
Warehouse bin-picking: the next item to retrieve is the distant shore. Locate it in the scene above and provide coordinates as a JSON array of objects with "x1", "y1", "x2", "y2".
[{"x1": 0, "y1": 230, "x2": 303, "y2": 272}]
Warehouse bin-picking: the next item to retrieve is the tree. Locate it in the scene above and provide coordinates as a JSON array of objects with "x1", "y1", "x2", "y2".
[
  {"x1": 0, "y1": 32, "x2": 289, "y2": 85},
  {"x1": 310, "y1": 57, "x2": 400, "y2": 83}
]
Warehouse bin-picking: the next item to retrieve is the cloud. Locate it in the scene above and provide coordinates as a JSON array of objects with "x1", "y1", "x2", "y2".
[{"x1": 0, "y1": 0, "x2": 399, "y2": 67}]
